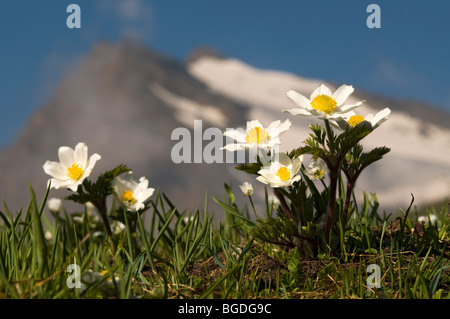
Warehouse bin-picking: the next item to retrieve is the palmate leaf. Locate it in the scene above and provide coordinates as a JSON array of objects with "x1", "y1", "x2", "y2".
[
  {"x1": 235, "y1": 162, "x2": 262, "y2": 175},
  {"x1": 66, "y1": 164, "x2": 131, "y2": 204},
  {"x1": 335, "y1": 122, "x2": 373, "y2": 156},
  {"x1": 343, "y1": 145, "x2": 390, "y2": 180},
  {"x1": 358, "y1": 146, "x2": 391, "y2": 170},
  {"x1": 308, "y1": 123, "x2": 327, "y2": 145},
  {"x1": 252, "y1": 215, "x2": 298, "y2": 246}
]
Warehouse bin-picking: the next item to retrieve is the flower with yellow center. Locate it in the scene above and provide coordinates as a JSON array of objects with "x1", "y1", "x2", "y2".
[
  {"x1": 239, "y1": 182, "x2": 254, "y2": 197},
  {"x1": 331, "y1": 108, "x2": 391, "y2": 131},
  {"x1": 112, "y1": 171, "x2": 155, "y2": 212},
  {"x1": 304, "y1": 160, "x2": 327, "y2": 181},
  {"x1": 283, "y1": 84, "x2": 365, "y2": 119},
  {"x1": 43, "y1": 142, "x2": 101, "y2": 191},
  {"x1": 347, "y1": 115, "x2": 365, "y2": 128},
  {"x1": 256, "y1": 153, "x2": 303, "y2": 188},
  {"x1": 245, "y1": 127, "x2": 269, "y2": 144},
  {"x1": 222, "y1": 119, "x2": 291, "y2": 152}
]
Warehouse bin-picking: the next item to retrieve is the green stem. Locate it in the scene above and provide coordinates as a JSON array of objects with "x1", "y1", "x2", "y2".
[
  {"x1": 325, "y1": 168, "x2": 339, "y2": 245},
  {"x1": 343, "y1": 179, "x2": 356, "y2": 225},
  {"x1": 93, "y1": 198, "x2": 116, "y2": 256},
  {"x1": 248, "y1": 196, "x2": 258, "y2": 220},
  {"x1": 324, "y1": 119, "x2": 335, "y2": 154},
  {"x1": 94, "y1": 198, "x2": 113, "y2": 237},
  {"x1": 274, "y1": 189, "x2": 293, "y2": 220}
]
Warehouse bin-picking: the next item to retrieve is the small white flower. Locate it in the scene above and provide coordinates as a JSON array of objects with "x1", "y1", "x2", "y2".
[
  {"x1": 256, "y1": 153, "x2": 303, "y2": 188},
  {"x1": 304, "y1": 160, "x2": 327, "y2": 181},
  {"x1": 92, "y1": 231, "x2": 104, "y2": 238},
  {"x1": 331, "y1": 108, "x2": 391, "y2": 130},
  {"x1": 284, "y1": 84, "x2": 364, "y2": 119},
  {"x1": 239, "y1": 182, "x2": 254, "y2": 196},
  {"x1": 47, "y1": 197, "x2": 62, "y2": 212},
  {"x1": 73, "y1": 216, "x2": 84, "y2": 224},
  {"x1": 268, "y1": 195, "x2": 280, "y2": 208},
  {"x1": 113, "y1": 221, "x2": 126, "y2": 235},
  {"x1": 43, "y1": 142, "x2": 101, "y2": 192},
  {"x1": 418, "y1": 214, "x2": 437, "y2": 225},
  {"x1": 222, "y1": 119, "x2": 291, "y2": 151},
  {"x1": 44, "y1": 230, "x2": 53, "y2": 240},
  {"x1": 113, "y1": 171, "x2": 155, "y2": 212}
]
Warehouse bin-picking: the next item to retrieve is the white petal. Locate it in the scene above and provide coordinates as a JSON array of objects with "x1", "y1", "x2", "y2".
[
  {"x1": 310, "y1": 84, "x2": 332, "y2": 100},
  {"x1": 330, "y1": 117, "x2": 350, "y2": 130},
  {"x1": 276, "y1": 153, "x2": 292, "y2": 167},
  {"x1": 283, "y1": 108, "x2": 313, "y2": 116},
  {"x1": 246, "y1": 120, "x2": 263, "y2": 131},
  {"x1": 333, "y1": 85, "x2": 354, "y2": 106},
  {"x1": 273, "y1": 119, "x2": 291, "y2": 135},
  {"x1": 267, "y1": 120, "x2": 281, "y2": 130},
  {"x1": 67, "y1": 181, "x2": 82, "y2": 192},
  {"x1": 43, "y1": 161, "x2": 68, "y2": 180},
  {"x1": 83, "y1": 153, "x2": 101, "y2": 178},
  {"x1": 74, "y1": 142, "x2": 88, "y2": 168},
  {"x1": 369, "y1": 108, "x2": 391, "y2": 127},
  {"x1": 256, "y1": 176, "x2": 269, "y2": 185},
  {"x1": 49, "y1": 178, "x2": 74, "y2": 190},
  {"x1": 223, "y1": 129, "x2": 246, "y2": 143},
  {"x1": 286, "y1": 90, "x2": 310, "y2": 108},
  {"x1": 291, "y1": 156, "x2": 303, "y2": 176},
  {"x1": 58, "y1": 146, "x2": 75, "y2": 167},
  {"x1": 290, "y1": 175, "x2": 301, "y2": 183},
  {"x1": 221, "y1": 143, "x2": 245, "y2": 152},
  {"x1": 336, "y1": 100, "x2": 364, "y2": 113}
]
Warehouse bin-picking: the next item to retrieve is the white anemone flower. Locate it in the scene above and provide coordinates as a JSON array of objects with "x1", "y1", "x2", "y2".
[
  {"x1": 330, "y1": 108, "x2": 391, "y2": 130},
  {"x1": 112, "y1": 172, "x2": 155, "y2": 212},
  {"x1": 268, "y1": 195, "x2": 281, "y2": 208},
  {"x1": 43, "y1": 142, "x2": 101, "y2": 192},
  {"x1": 239, "y1": 182, "x2": 254, "y2": 197},
  {"x1": 222, "y1": 119, "x2": 291, "y2": 151},
  {"x1": 304, "y1": 160, "x2": 327, "y2": 181},
  {"x1": 47, "y1": 197, "x2": 62, "y2": 212},
  {"x1": 418, "y1": 214, "x2": 437, "y2": 225},
  {"x1": 284, "y1": 84, "x2": 364, "y2": 119},
  {"x1": 256, "y1": 153, "x2": 303, "y2": 188}
]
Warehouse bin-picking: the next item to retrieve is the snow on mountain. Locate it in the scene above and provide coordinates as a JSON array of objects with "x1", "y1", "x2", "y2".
[{"x1": 188, "y1": 56, "x2": 450, "y2": 211}]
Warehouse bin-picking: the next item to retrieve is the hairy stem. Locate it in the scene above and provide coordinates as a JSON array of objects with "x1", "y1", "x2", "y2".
[
  {"x1": 343, "y1": 179, "x2": 355, "y2": 225},
  {"x1": 273, "y1": 189, "x2": 293, "y2": 220},
  {"x1": 325, "y1": 169, "x2": 339, "y2": 245}
]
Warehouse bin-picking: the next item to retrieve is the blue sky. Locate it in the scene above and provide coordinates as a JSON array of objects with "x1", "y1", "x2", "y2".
[{"x1": 0, "y1": 1, "x2": 449, "y2": 147}]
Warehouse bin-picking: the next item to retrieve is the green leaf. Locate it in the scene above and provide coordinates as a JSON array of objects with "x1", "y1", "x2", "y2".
[
  {"x1": 235, "y1": 162, "x2": 262, "y2": 175},
  {"x1": 336, "y1": 122, "x2": 373, "y2": 157},
  {"x1": 213, "y1": 197, "x2": 255, "y2": 226},
  {"x1": 66, "y1": 164, "x2": 131, "y2": 204}
]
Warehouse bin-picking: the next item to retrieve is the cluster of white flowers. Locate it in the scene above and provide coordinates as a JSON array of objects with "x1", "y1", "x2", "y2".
[
  {"x1": 43, "y1": 142, "x2": 154, "y2": 213},
  {"x1": 228, "y1": 83, "x2": 391, "y2": 193}
]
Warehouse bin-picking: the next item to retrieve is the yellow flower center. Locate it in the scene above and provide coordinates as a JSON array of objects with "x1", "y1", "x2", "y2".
[
  {"x1": 347, "y1": 115, "x2": 365, "y2": 127},
  {"x1": 66, "y1": 163, "x2": 84, "y2": 181},
  {"x1": 310, "y1": 94, "x2": 337, "y2": 114},
  {"x1": 313, "y1": 169, "x2": 325, "y2": 179},
  {"x1": 245, "y1": 127, "x2": 269, "y2": 145},
  {"x1": 276, "y1": 167, "x2": 291, "y2": 182},
  {"x1": 122, "y1": 190, "x2": 136, "y2": 205}
]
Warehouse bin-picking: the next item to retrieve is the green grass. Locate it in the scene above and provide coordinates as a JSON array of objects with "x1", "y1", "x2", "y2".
[{"x1": 0, "y1": 184, "x2": 449, "y2": 299}]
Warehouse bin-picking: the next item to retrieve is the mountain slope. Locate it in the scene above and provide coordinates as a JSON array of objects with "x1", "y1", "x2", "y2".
[{"x1": 0, "y1": 41, "x2": 248, "y2": 214}]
